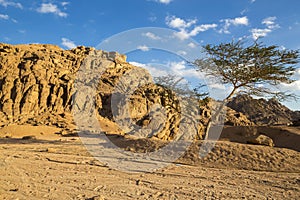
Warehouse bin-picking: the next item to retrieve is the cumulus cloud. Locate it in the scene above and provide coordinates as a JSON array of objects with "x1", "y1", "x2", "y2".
[
  {"x1": 0, "y1": 14, "x2": 9, "y2": 20},
  {"x1": 137, "y1": 45, "x2": 150, "y2": 52},
  {"x1": 251, "y1": 16, "x2": 280, "y2": 40},
  {"x1": 166, "y1": 16, "x2": 217, "y2": 40},
  {"x1": 219, "y1": 16, "x2": 249, "y2": 34},
  {"x1": 142, "y1": 32, "x2": 161, "y2": 40},
  {"x1": 166, "y1": 16, "x2": 197, "y2": 29},
  {"x1": 0, "y1": 0, "x2": 22, "y2": 9},
  {"x1": 37, "y1": 3, "x2": 68, "y2": 17},
  {"x1": 61, "y1": 38, "x2": 76, "y2": 49}
]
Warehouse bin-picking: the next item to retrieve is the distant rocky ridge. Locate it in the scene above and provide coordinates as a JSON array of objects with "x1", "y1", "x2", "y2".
[
  {"x1": 228, "y1": 94, "x2": 300, "y2": 126},
  {"x1": 0, "y1": 43, "x2": 295, "y2": 141}
]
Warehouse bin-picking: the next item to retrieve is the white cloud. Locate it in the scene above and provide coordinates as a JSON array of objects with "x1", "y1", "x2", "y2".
[
  {"x1": 177, "y1": 50, "x2": 187, "y2": 56},
  {"x1": 169, "y1": 61, "x2": 203, "y2": 78},
  {"x1": 137, "y1": 45, "x2": 150, "y2": 52},
  {"x1": 0, "y1": 13, "x2": 18, "y2": 23},
  {"x1": 37, "y1": 3, "x2": 68, "y2": 17},
  {"x1": 250, "y1": 0, "x2": 256, "y2": 3},
  {"x1": 166, "y1": 16, "x2": 196, "y2": 29},
  {"x1": 170, "y1": 61, "x2": 186, "y2": 70},
  {"x1": 251, "y1": 28, "x2": 272, "y2": 40},
  {"x1": 188, "y1": 42, "x2": 197, "y2": 48},
  {"x1": 172, "y1": 24, "x2": 217, "y2": 40},
  {"x1": 219, "y1": 16, "x2": 249, "y2": 34},
  {"x1": 129, "y1": 61, "x2": 146, "y2": 68},
  {"x1": 166, "y1": 16, "x2": 217, "y2": 40},
  {"x1": 142, "y1": 32, "x2": 161, "y2": 40},
  {"x1": 155, "y1": 0, "x2": 173, "y2": 5},
  {"x1": 0, "y1": 0, "x2": 22, "y2": 9},
  {"x1": 130, "y1": 61, "x2": 203, "y2": 80},
  {"x1": 61, "y1": 2, "x2": 69, "y2": 7},
  {"x1": 251, "y1": 16, "x2": 279, "y2": 40},
  {"x1": 0, "y1": 14, "x2": 9, "y2": 20},
  {"x1": 129, "y1": 61, "x2": 168, "y2": 77},
  {"x1": 173, "y1": 30, "x2": 190, "y2": 40},
  {"x1": 280, "y1": 81, "x2": 300, "y2": 92},
  {"x1": 277, "y1": 69, "x2": 300, "y2": 95},
  {"x1": 190, "y1": 24, "x2": 218, "y2": 36},
  {"x1": 209, "y1": 83, "x2": 226, "y2": 90},
  {"x1": 291, "y1": 68, "x2": 300, "y2": 81},
  {"x1": 296, "y1": 68, "x2": 300, "y2": 76},
  {"x1": 262, "y1": 16, "x2": 280, "y2": 29},
  {"x1": 232, "y1": 16, "x2": 249, "y2": 25},
  {"x1": 61, "y1": 38, "x2": 76, "y2": 49}
]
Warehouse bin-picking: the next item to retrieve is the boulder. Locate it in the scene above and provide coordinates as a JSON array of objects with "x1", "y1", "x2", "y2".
[{"x1": 247, "y1": 134, "x2": 274, "y2": 147}]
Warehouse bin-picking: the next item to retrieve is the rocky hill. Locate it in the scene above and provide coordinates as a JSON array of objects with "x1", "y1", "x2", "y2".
[
  {"x1": 0, "y1": 43, "x2": 192, "y2": 140},
  {"x1": 228, "y1": 94, "x2": 300, "y2": 125}
]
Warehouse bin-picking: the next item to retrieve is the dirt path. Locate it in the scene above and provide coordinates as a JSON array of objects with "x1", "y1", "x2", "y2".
[{"x1": 1, "y1": 138, "x2": 299, "y2": 200}]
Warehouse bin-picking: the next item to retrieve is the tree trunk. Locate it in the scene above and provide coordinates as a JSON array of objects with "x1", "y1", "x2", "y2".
[{"x1": 203, "y1": 88, "x2": 237, "y2": 140}]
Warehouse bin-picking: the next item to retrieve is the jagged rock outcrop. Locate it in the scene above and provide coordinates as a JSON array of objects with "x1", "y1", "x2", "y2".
[
  {"x1": 198, "y1": 98, "x2": 254, "y2": 127},
  {"x1": 228, "y1": 94, "x2": 300, "y2": 125},
  {"x1": 0, "y1": 44, "x2": 93, "y2": 128}
]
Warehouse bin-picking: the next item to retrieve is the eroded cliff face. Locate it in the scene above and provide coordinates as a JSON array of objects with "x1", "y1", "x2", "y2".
[{"x1": 0, "y1": 44, "x2": 92, "y2": 128}]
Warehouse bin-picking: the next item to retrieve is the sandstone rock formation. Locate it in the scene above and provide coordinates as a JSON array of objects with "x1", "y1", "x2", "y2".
[
  {"x1": 0, "y1": 43, "x2": 194, "y2": 140},
  {"x1": 0, "y1": 44, "x2": 92, "y2": 129}
]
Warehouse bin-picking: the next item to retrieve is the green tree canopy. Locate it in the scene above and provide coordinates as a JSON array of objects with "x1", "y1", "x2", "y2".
[{"x1": 194, "y1": 40, "x2": 299, "y2": 101}]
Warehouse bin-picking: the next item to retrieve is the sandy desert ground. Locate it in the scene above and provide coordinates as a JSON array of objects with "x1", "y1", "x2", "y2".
[{"x1": 0, "y1": 125, "x2": 299, "y2": 200}]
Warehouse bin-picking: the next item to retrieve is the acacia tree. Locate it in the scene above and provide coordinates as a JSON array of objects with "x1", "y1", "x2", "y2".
[{"x1": 193, "y1": 40, "x2": 299, "y2": 139}]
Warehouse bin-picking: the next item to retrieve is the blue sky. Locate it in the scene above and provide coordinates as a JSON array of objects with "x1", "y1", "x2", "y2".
[{"x1": 1, "y1": 0, "x2": 300, "y2": 110}]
